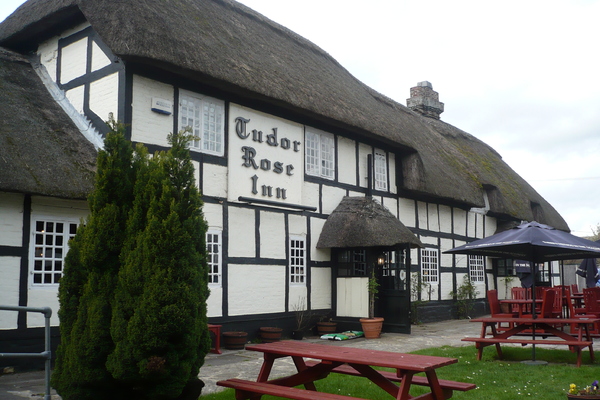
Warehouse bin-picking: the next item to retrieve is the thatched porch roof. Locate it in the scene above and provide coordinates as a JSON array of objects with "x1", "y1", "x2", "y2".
[{"x1": 317, "y1": 197, "x2": 423, "y2": 249}]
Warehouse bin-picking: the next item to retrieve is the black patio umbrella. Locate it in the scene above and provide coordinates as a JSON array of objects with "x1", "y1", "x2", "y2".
[{"x1": 444, "y1": 221, "x2": 600, "y2": 363}]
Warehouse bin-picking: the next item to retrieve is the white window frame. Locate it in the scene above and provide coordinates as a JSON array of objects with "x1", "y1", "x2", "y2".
[
  {"x1": 374, "y1": 149, "x2": 388, "y2": 191},
  {"x1": 29, "y1": 217, "x2": 79, "y2": 287},
  {"x1": 305, "y1": 127, "x2": 335, "y2": 180},
  {"x1": 420, "y1": 248, "x2": 439, "y2": 284},
  {"x1": 468, "y1": 255, "x2": 485, "y2": 283},
  {"x1": 178, "y1": 90, "x2": 225, "y2": 156},
  {"x1": 206, "y1": 230, "x2": 222, "y2": 286},
  {"x1": 289, "y1": 236, "x2": 306, "y2": 285}
]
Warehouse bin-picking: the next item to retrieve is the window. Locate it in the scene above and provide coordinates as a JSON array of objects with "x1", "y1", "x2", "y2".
[
  {"x1": 305, "y1": 127, "x2": 335, "y2": 179},
  {"x1": 179, "y1": 90, "x2": 224, "y2": 156},
  {"x1": 206, "y1": 230, "x2": 222, "y2": 286},
  {"x1": 495, "y1": 258, "x2": 517, "y2": 277},
  {"x1": 468, "y1": 255, "x2": 485, "y2": 283},
  {"x1": 289, "y1": 236, "x2": 306, "y2": 284},
  {"x1": 374, "y1": 150, "x2": 388, "y2": 191},
  {"x1": 337, "y1": 249, "x2": 367, "y2": 277},
  {"x1": 30, "y1": 219, "x2": 78, "y2": 286},
  {"x1": 420, "y1": 248, "x2": 439, "y2": 284}
]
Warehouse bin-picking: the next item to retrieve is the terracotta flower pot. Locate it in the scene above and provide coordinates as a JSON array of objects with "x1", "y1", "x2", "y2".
[{"x1": 359, "y1": 317, "x2": 384, "y2": 339}]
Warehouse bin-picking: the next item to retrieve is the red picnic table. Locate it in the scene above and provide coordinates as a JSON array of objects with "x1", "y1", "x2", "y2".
[
  {"x1": 217, "y1": 340, "x2": 475, "y2": 400},
  {"x1": 463, "y1": 316, "x2": 599, "y2": 367}
]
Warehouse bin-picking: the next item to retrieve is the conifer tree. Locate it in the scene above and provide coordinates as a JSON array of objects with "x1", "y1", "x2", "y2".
[
  {"x1": 107, "y1": 131, "x2": 210, "y2": 399},
  {"x1": 52, "y1": 119, "x2": 136, "y2": 399},
  {"x1": 53, "y1": 123, "x2": 209, "y2": 400}
]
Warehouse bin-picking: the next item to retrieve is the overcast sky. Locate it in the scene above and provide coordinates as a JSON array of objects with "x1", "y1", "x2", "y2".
[{"x1": 2, "y1": 0, "x2": 599, "y2": 236}]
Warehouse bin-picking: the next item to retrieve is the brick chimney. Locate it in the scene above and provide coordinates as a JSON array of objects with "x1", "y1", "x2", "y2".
[{"x1": 406, "y1": 81, "x2": 444, "y2": 120}]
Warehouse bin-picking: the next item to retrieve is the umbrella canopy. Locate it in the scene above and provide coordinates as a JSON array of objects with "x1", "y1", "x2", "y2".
[
  {"x1": 445, "y1": 221, "x2": 600, "y2": 263},
  {"x1": 445, "y1": 221, "x2": 600, "y2": 363}
]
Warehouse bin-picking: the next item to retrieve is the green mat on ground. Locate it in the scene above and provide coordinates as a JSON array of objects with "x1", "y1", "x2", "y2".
[{"x1": 320, "y1": 331, "x2": 364, "y2": 341}]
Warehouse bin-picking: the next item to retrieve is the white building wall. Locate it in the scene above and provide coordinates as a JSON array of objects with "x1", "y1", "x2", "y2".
[
  {"x1": 0, "y1": 192, "x2": 24, "y2": 247},
  {"x1": 337, "y1": 136, "x2": 356, "y2": 186},
  {"x1": 207, "y1": 287, "x2": 223, "y2": 318},
  {"x1": 301, "y1": 182, "x2": 320, "y2": 212},
  {"x1": 321, "y1": 185, "x2": 346, "y2": 215},
  {"x1": 289, "y1": 286, "x2": 308, "y2": 313},
  {"x1": 91, "y1": 41, "x2": 112, "y2": 71},
  {"x1": 288, "y1": 214, "x2": 307, "y2": 236},
  {"x1": 428, "y1": 204, "x2": 440, "y2": 232},
  {"x1": 417, "y1": 201, "x2": 428, "y2": 230},
  {"x1": 439, "y1": 205, "x2": 452, "y2": 234},
  {"x1": 228, "y1": 264, "x2": 285, "y2": 315},
  {"x1": 202, "y1": 163, "x2": 228, "y2": 199},
  {"x1": 381, "y1": 197, "x2": 398, "y2": 218},
  {"x1": 398, "y1": 198, "x2": 416, "y2": 228},
  {"x1": 310, "y1": 267, "x2": 331, "y2": 309},
  {"x1": 228, "y1": 207, "x2": 255, "y2": 258},
  {"x1": 454, "y1": 208, "x2": 467, "y2": 236},
  {"x1": 66, "y1": 86, "x2": 85, "y2": 115},
  {"x1": 89, "y1": 72, "x2": 119, "y2": 123},
  {"x1": 0, "y1": 257, "x2": 20, "y2": 329},
  {"x1": 259, "y1": 211, "x2": 285, "y2": 259},
  {"x1": 131, "y1": 75, "x2": 174, "y2": 147},
  {"x1": 0, "y1": 193, "x2": 25, "y2": 328},
  {"x1": 475, "y1": 213, "x2": 485, "y2": 238},
  {"x1": 59, "y1": 37, "x2": 87, "y2": 83},
  {"x1": 310, "y1": 217, "x2": 329, "y2": 262}
]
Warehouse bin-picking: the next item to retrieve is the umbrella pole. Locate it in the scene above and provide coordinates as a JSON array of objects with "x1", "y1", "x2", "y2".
[{"x1": 531, "y1": 263, "x2": 536, "y2": 362}]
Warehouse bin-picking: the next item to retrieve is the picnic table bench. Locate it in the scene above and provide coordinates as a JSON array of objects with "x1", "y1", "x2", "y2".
[
  {"x1": 217, "y1": 340, "x2": 475, "y2": 400},
  {"x1": 463, "y1": 316, "x2": 599, "y2": 367}
]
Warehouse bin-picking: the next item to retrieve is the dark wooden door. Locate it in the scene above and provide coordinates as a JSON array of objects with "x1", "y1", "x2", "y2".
[{"x1": 375, "y1": 248, "x2": 411, "y2": 334}]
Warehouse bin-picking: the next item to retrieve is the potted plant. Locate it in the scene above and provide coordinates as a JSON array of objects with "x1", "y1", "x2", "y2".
[
  {"x1": 450, "y1": 275, "x2": 480, "y2": 319},
  {"x1": 359, "y1": 268, "x2": 384, "y2": 338},
  {"x1": 568, "y1": 380, "x2": 600, "y2": 399}
]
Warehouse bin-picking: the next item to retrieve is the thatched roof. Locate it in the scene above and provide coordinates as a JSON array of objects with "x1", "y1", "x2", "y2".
[
  {"x1": 317, "y1": 197, "x2": 423, "y2": 249},
  {"x1": 0, "y1": 47, "x2": 96, "y2": 199},
  {"x1": 0, "y1": 0, "x2": 568, "y2": 230}
]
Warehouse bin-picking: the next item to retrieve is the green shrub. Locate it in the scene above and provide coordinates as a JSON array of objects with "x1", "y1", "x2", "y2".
[{"x1": 53, "y1": 122, "x2": 209, "y2": 400}]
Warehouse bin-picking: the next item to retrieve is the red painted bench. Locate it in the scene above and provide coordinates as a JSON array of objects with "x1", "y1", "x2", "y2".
[{"x1": 218, "y1": 378, "x2": 365, "y2": 400}]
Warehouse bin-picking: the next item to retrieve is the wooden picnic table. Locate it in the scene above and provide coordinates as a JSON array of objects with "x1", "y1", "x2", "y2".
[
  {"x1": 500, "y1": 298, "x2": 543, "y2": 317},
  {"x1": 217, "y1": 340, "x2": 475, "y2": 400},
  {"x1": 463, "y1": 316, "x2": 599, "y2": 367}
]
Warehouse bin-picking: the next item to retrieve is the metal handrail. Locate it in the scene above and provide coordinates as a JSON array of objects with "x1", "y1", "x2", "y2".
[{"x1": 0, "y1": 305, "x2": 52, "y2": 400}]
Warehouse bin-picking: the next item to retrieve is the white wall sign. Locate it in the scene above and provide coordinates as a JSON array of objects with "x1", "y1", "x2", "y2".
[{"x1": 228, "y1": 104, "x2": 303, "y2": 205}]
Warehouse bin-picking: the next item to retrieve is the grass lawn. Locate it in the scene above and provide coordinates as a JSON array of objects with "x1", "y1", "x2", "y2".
[{"x1": 200, "y1": 345, "x2": 598, "y2": 399}]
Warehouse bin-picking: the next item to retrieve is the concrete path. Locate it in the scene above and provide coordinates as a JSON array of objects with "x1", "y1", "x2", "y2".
[{"x1": 0, "y1": 319, "x2": 483, "y2": 399}]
